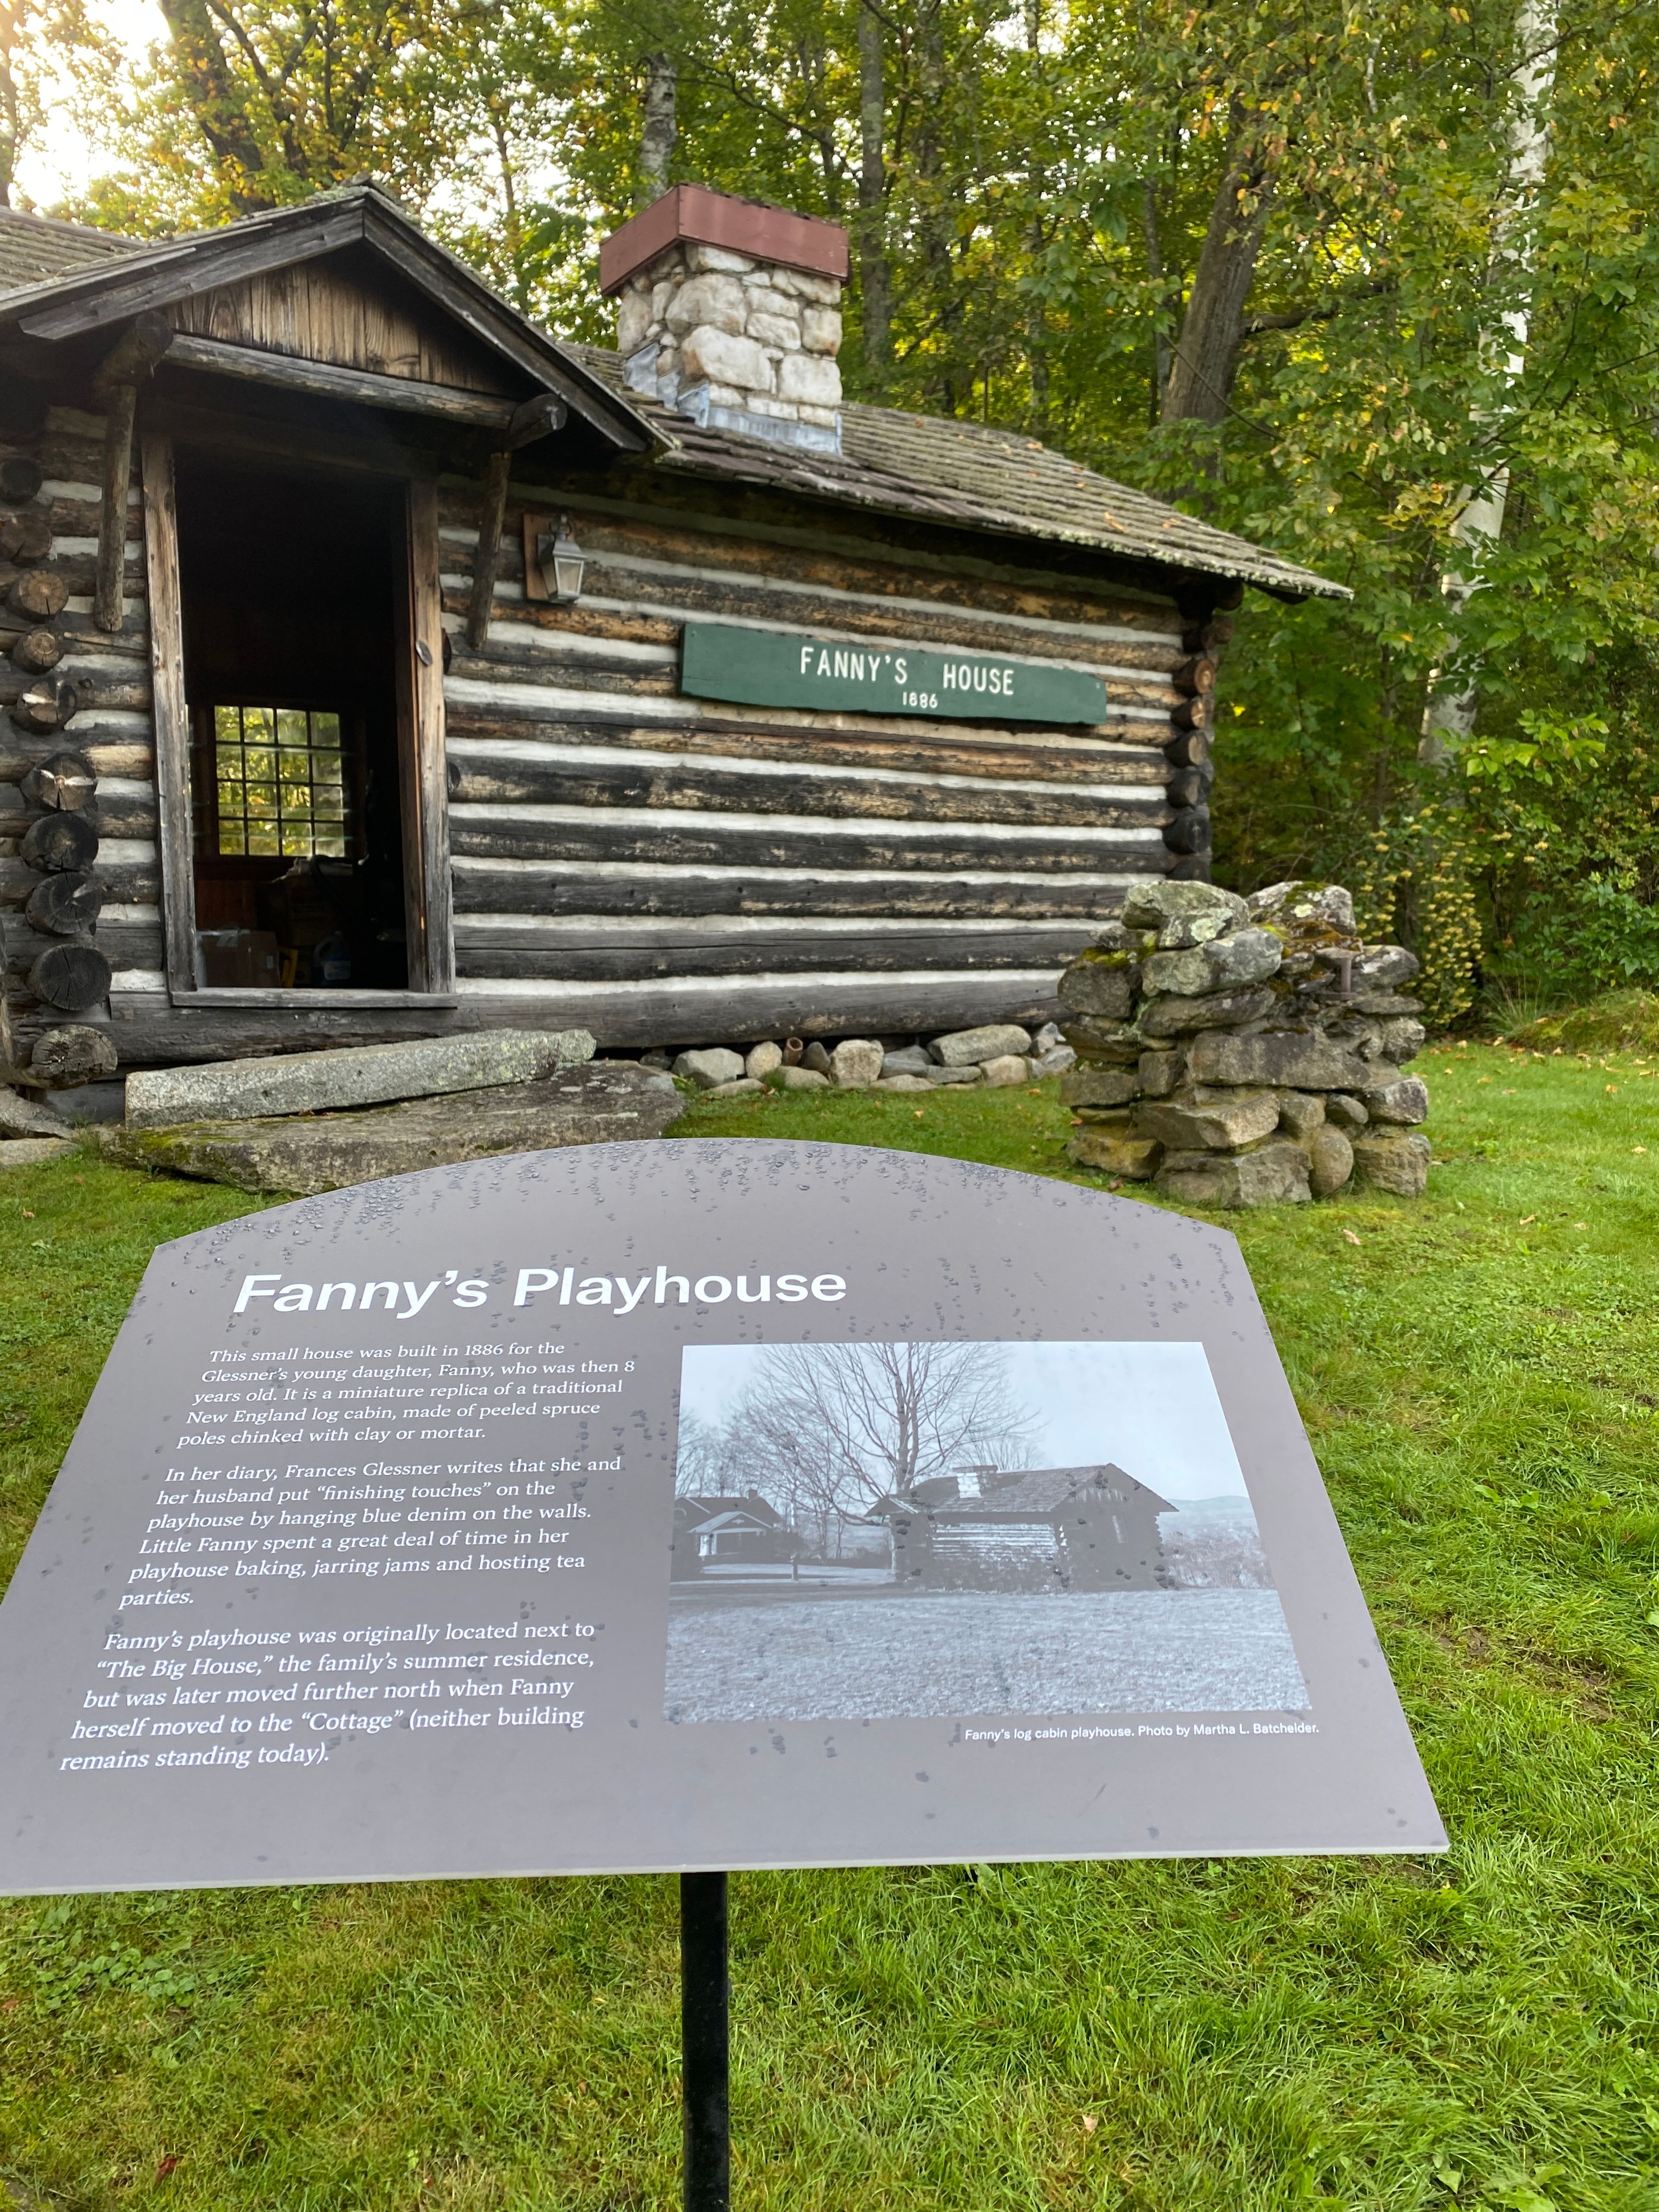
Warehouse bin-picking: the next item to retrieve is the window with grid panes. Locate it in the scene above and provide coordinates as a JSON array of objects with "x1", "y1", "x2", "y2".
[{"x1": 210, "y1": 706, "x2": 352, "y2": 858}]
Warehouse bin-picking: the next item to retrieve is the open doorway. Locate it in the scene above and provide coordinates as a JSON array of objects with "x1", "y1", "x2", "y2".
[{"x1": 174, "y1": 457, "x2": 412, "y2": 992}]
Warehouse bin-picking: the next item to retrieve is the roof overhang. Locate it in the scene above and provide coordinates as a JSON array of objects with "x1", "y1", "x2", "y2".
[{"x1": 0, "y1": 185, "x2": 654, "y2": 455}]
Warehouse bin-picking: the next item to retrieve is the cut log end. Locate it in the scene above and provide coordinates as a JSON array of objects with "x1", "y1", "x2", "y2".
[
  {"x1": 25, "y1": 869, "x2": 105, "y2": 935},
  {"x1": 27, "y1": 941, "x2": 113, "y2": 1012},
  {"x1": 7, "y1": 571, "x2": 68, "y2": 622},
  {"x1": 11, "y1": 628, "x2": 64, "y2": 674},
  {"x1": 20, "y1": 751, "x2": 97, "y2": 812},
  {"x1": 0, "y1": 513, "x2": 52, "y2": 566},
  {"x1": 30, "y1": 1022, "x2": 119, "y2": 1085},
  {"x1": 19, "y1": 809, "x2": 99, "y2": 872}
]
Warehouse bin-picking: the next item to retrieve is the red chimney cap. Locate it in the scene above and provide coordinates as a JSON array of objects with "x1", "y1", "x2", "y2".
[{"x1": 599, "y1": 183, "x2": 849, "y2": 296}]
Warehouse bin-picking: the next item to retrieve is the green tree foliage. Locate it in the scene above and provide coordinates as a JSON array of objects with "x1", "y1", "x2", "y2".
[
  {"x1": 0, "y1": 0, "x2": 115, "y2": 208},
  {"x1": 48, "y1": 0, "x2": 1659, "y2": 1014}
]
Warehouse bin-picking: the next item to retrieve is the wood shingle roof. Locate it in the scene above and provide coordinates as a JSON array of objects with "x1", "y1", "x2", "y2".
[{"x1": 0, "y1": 191, "x2": 1345, "y2": 604}]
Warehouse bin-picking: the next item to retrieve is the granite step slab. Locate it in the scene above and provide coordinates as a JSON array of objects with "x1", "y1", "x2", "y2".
[{"x1": 102, "y1": 1062, "x2": 681, "y2": 1195}]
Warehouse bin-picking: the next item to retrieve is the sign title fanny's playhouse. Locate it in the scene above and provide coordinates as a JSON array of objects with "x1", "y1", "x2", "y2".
[
  {"x1": 678, "y1": 622, "x2": 1108, "y2": 725},
  {"x1": 232, "y1": 1265, "x2": 849, "y2": 1322}
]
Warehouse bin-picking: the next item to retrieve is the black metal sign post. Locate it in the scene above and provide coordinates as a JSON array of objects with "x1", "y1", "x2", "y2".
[{"x1": 681, "y1": 1872, "x2": 731, "y2": 2212}]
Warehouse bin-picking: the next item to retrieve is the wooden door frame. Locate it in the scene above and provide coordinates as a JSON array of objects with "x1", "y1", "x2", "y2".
[{"x1": 140, "y1": 428, "x2": 457, "y2": 1008}]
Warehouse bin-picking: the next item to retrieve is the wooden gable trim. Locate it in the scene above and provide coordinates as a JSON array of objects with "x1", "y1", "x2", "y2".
[
  {"x1": 19, "y1": 208, "x2": 365, "y2": 341},
  {"x1": 360, "y1": 208, "x2": 651, "y2": 451},
  {"x1": 10, "y1": 189, "x2": 652, "y2": 451},
  {"x1": 170, "y1": 257, "x2": 518, "y2": 395}
]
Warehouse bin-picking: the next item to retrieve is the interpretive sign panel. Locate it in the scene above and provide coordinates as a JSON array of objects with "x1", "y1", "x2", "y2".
[
  {"x1": 679, "y1": 622, "x2": 1109, "y2": 725},
  {"x1": 0, "y1": 1142, "x2": 1443, "y2": 1894}
]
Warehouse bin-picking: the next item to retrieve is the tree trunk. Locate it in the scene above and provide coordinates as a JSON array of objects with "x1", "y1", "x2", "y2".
[
  {"x1": 856, "y1": 2, "x2": 891, "y2": 375},
  {"x1": 913, "y1": 2, "x2": 958, "y2": 412},
  {"x1": 1161, "y1": 136, "x2": 1274, "y2": 426},
  {"x1": 157, "y1": 0, "x2": 278, "y2": 210},
  {"x1": 639, "y1": 50, "x2": 676, "y2": 201},
  {"x1": 1143, "y1": 179, "x2": 1172, "y2": 418},
  {"x1": 1419, "y1": 0, "x2": 1557, "y2": 765}
]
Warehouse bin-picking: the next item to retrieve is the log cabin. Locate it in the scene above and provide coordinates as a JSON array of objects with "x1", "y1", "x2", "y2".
[
  {"x1": 867, "y1": 1463, "x2": 1176, "y2": 1593},
  {"x1": 0, "y1": 182, "x2": 1344, "y2": 1074}
]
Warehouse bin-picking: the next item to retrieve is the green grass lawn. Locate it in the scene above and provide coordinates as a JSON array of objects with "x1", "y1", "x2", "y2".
[{"x1": 2, "y1": 1041, "x2": 1658, "y2": 2212}]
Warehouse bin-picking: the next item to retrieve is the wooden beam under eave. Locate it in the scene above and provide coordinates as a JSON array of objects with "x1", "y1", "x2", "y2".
[
  {"x1": 92, "y1": 314, "x2": 173, "y2": 633},
  {"x1": 463, "y1": 396, "x2": 566, "y2": 650},
  {"x1": 465, "y1": 451, "x2": 513, "y2": 653},
  {"x1": 94, "y1": 383, "x2": 139, "y2": 633},
  {"x1": 165, "y1": 330, "x2": 528, "y2": 431}
]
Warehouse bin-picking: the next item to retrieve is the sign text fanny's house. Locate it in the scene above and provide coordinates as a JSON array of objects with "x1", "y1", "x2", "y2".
[{"x1": 679, "y1": 623, "x2": 1110, "y2": 725}]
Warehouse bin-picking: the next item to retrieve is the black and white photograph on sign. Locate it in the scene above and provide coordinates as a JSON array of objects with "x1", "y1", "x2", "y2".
[{"x1": 664, "y1": 1338, "x2": 1310, "y2": 1726}]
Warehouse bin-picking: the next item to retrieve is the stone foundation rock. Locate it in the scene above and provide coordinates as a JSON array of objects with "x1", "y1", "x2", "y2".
[
  {"x1": 1064, "y1": 1123, "x2": 1163, "y2": 1179},
  {"x1": 101, "y1": 1063, "x2": 683, "y2": 1196},
  {"x1": 1056, "y1": 880, "x2": 1431, "y2": 1208},
  {"x1": 1350, "y1": 1131, "x2": 1431, "y2": 1197},
  {"x1": 124, "y1": 1028, "x2": 594, "y2": 1130},
  {"x1": 1155, "y1": 1138, "x2": 1312, "y2": 1209}
]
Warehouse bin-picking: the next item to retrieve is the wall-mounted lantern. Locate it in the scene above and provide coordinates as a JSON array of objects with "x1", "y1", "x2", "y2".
[{"x1": 538, "y1": 512, "x2": 586, "y2": 604}]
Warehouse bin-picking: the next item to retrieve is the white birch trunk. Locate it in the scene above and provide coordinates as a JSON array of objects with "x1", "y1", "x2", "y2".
[{"x1": 1419, "y1": 0, "x2": 1557, "y2": 765}]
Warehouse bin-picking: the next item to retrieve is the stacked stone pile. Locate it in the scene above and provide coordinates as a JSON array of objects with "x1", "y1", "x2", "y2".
[
  {"x1": 670, "y1": 1023, "x2": 1075, "y2": 1099},
  {"x1": 1058, "y1": 880, "x2": 1431, "y2": 1207}
]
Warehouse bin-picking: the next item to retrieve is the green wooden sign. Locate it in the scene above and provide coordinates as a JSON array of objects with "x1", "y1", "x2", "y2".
[{"x1": 679, "y1": 623, "x2": 1108, "y2": 725}]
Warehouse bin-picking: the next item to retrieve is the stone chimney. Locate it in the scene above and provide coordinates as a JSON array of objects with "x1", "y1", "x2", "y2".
[{"x1": 599, "y1": 184, "x2": 848, "y2": 455}]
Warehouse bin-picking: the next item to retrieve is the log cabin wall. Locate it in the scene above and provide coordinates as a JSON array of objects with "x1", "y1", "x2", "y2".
[
  {"x1": 0, "y1": 188, "x2": 1333, "y2": 1073},
  {"x1": 0, "y1": 396, "x2": 1224, "y2": 1062},
  {"x1": 0, "y1": 401, "x2": 162, "y2": 1039},
  {"x1": 435, "y1": 473, "x2": 1201, "y2": 1048}
]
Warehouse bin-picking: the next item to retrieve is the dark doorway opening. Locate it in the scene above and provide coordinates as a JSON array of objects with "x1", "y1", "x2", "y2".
[{"x1": 175, "y1": 457, "x2": 411, "y2": 991}]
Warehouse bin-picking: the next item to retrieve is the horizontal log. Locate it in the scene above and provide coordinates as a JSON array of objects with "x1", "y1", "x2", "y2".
[
  {"x1": 3, "y1": 912, "x2": 163, "y2": 973},
  {"x1": 1162, "y1": 729, "x2": 1210, "y2": 770},
  {"x1": 434, "y1": 494, "x2": 1186, "y2": 652},
  {"x1": 1, "y1": 513, "x2": 53, "y2": 564},
  {"x1": 445, "y1": 639, "x2": 679, "y2": 699},
  {"x1": 0, "y1": 855, "x2": 157, "y2": 906},
  {"x1": 442, "y1": 674, "x2": 1167, "y2": 748},
  {"x1": 0, "y1": 733, "x2": 152, "y2": 782},
  {"x1": 0, "y1": 458, "x2": 42, "y2": 501},
  {"x1": 440, "y1": 564, "x2": 1187, "y2": 692},
  {"x1": 453, "y1": 913, "x2": 1094, "y2": 981},
  {"x1": 447, "y1": 800, "x2": 1167, "y2": 875},
  {"x1": 445, "y1": 709, "x2": 1163, "y2": 789},
  {"x1": 96, "y1": 971, "x2": 1069, "y2": 1061},
  {"x1": 451, "y1": 855, "x2": 1160, "y2": 918},
  {"x1": 0, "y1": 786, "x2": 152, "y2": 840},
  {"x1": 0, "y1": 662, "x2": 151, "y2": 715},
  {"x1": 9, "y1": 571, "x2": 67, "y2": 620},
  {"x1": 19, "y1": 809, "x2": 97, "y2": 869},
  {"x1": 442, "y1": 611, "x2": 1181, "y2": 715},
  {"x1": 443, "y1": 739, "x2": 1165, "y2": 831},
  {"x1": 1163, "y1": 763, "x2": 1214, "y2": 810},
  {"x1": 20, "y1": 750, "x2": 95, "y2": 810}
]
